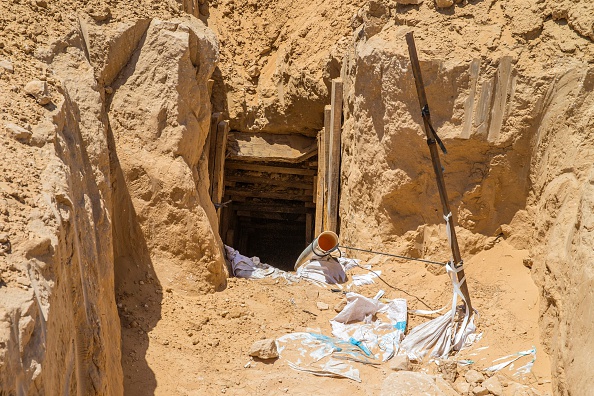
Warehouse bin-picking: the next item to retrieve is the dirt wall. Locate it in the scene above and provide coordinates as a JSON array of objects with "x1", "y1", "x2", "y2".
[
  {"x1": 0, "y1": 1, "x2": 225, "y2": 393},
  {"x1": 338, "y1": 2, "x2": 594, "y2": 395}
]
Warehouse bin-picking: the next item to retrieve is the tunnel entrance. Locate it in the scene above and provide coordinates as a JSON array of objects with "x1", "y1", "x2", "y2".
[{"x1": 217, "y1": 132, "x2": 319, "y2": 272}]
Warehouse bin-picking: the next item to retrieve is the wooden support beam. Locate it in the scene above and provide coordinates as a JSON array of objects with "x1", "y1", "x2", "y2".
[
  {"x1": 327, "y1": 80, "x2": 343, "y2": 233},
  {"x1": 212, "y1": 120, "x2": 230, "y2": 225},
  {"x1": 225, "y1": 161, "x2": 317, "y2": 176},
  {"x1": 207, "y1": 112, "x2": 222, "y2": 197},
  {"x1": 306, "y1": 213, "x2": 313, "y2": 245},
  {"x1": 225, "y1": 189, "x2": 313, "y2": 201},
  {"x1": 234, "y1": 203, "x2": 313, "y2": 214},
  {"x1": 236, "y1": 210, "x2": 306, "y2": 222},
  {"x1": 224, "y1": 174, "x2": 313, "y2": 189}
]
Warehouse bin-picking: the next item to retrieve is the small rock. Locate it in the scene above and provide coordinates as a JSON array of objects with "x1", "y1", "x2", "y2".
[
  {"x1": 105, "y1": 86, "x2": 113, "y2": 94},
  {"x1": 472, "y1": 385, "x2": 489, "y2": 396},
  {"x1": 435, "y1": 0, "x2": 454, "y2": 7},
  {"x1": 395, "y1": 0, "x2": 423, "y2": 4},
  {"x1": 35, "y1": 0, "x2": 47, "y2": 8},
  {"x1": 248, "y1": 338, "x2": 279, "y2": 360},
  {"x1": 334, "y1": 299, "x2": 347, "y2": 313},
  {"x1": 483, "y1": 375, "x2": 504, "y2": 396},
  {"x1": 389, "y1": 354, "x2": 410, "y2": 371},
  {"x1": 24, "y1": 80, "x2": 51, "y2": 105},
  {"x1": 523, "y1": 257, "x2": 533, "y2": 269},
  {"x1": 316, "y1": 301, "x2": 329, "y2": 311},
  {"x1": 465, "y1": 369, "x2": 485, "y2": 384},
  {"x1": 455, "y1": 380, "x2": 471, "y2": 394},
  {"x1": 0, "y1": 233, "x2": 9, "y2": 243},
  {"x1": 88, "y1": 5, "x2": 111, "y2": 21},
  {"x1": 139, "y1": 280, "x2": 145, "y2": 285},
  {"x1": 129, "y1": 320, "x2": 139, "y2": 328},
  {"x1": 229, "y1": 307, "x2": 243, "y2": 319},
  {"x1": 4, "y1": 123, "x2": 32, "y2": 143},
  {"x1": 0, "y1": 60, "x2": 14, "y2": 73},
  {"x1": 437, "y1": 359, "x2": 458, "y2": 382}
]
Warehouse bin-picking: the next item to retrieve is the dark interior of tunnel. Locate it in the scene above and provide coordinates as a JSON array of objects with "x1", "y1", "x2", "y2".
[{"x1": 238, "y1": 216, "x2": 306, "y2": 272}]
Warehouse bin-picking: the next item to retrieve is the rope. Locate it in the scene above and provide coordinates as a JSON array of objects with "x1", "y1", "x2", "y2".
[
  {"x1": 351, "y1": 262, "x2": 435, "y2": 311},
  {"x1": 339, "y1": 245, "x2": 446, "y2": 266}
]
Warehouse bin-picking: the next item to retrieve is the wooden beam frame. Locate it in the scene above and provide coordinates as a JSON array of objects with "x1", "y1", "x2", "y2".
[
  {"x1": 225, "y1": 161, "x2": 316, "y2": 176},
  {"x1": 327, "y1": 80, "x2": 343, "y2": 233},
  {"x1": 224, "y1": 174, "x2": 313, "y2": 189},
  {"x1": 212, "y1": 120, "x2": 230, "y2": 225}
]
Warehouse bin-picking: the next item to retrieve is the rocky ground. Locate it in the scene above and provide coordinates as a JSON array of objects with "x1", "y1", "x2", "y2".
[{"x1": 118, "y1": 240, "x2": 551, "y2": 395}]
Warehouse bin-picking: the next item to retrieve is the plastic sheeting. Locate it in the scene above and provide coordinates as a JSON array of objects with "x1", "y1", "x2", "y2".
[
  {"x1": 330, "y1": 293, "x2": 408, "y2": 362},
  {"x1": 400, "y1": 261, "x2": 477, "y2": 361}
]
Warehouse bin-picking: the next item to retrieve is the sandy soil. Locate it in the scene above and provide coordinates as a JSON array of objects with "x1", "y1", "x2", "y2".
[{"x1": 117, "y1": 239, "x2": 551, "y2": 395}]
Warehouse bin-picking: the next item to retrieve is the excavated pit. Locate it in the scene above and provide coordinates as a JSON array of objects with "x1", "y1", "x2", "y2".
[{"x1": 2, "y1": 0, "x2": 594, "y2": 394}]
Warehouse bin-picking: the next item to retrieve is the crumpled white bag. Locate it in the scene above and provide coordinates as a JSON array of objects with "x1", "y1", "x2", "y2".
[{"x1": 296, "y1": 257, "x2": 347, "y2": 284}]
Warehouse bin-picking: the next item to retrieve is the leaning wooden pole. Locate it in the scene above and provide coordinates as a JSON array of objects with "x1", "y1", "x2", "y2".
[{"x1": 405, "y1": 32, "x2": 473, "y2": 313}]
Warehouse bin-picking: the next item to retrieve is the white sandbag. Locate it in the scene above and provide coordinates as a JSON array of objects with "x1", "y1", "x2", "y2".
[
  {"x1": 296, "y1": 257, "x2": 347, "y2": 284},
  {"x1": 332, "y1": 292, "x2": 385, "y2": 324},
  {"x1": 400, "y1": 261, "x2": 477, "y2": 361}
]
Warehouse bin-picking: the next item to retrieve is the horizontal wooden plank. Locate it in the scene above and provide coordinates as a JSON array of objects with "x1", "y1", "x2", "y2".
[
  {"x1": 225, "y1": 189, "x2": 313, "y2": 201},
  {"x1": 236, "y1": 210, "x2": 306, "y2": 221},
  {"x1": 234, "y1": 203, "x2": 314, "y2": 214},
  {"x1": 224, "y1": 174, "x2": 314, "y2": 189},
  {"x1": 225, "y1": 161, "x2": 317, "y2": 176},
  {"x1": 227, "y1": 131, "x2": 317, "y2": 163}
]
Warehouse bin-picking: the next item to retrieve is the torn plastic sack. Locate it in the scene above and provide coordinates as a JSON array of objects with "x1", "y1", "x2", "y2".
[
  {"x1": 330, "y1": 296, "x2": 408, "y2": 362},
  {"x1": 400, "y1": 261, "x2": 478, "y2": 361}
]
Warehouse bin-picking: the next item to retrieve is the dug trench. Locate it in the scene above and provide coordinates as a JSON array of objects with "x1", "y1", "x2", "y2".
[{"x1": 1, "y1": 0, "x2": 594, "y2": 395}]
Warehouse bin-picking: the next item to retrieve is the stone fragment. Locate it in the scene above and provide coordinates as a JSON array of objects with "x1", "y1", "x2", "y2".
[
  {"x1": 437, "y1": 359, "x2": 458, "y2": 382},
  {"x1": 248, "y1": 339, "x2": 279, "y2": 360},
  {"x1": 472, "y1": 385, "x2": 489, "y2": 396},
  {"x1": 395, "y1": 0, "x2": 423, "y2": 4},
  {"x1": 381, "y1": 372, "x2": 446, "y2": 396},
  {"x1": 24, "y1": 80, "x2": 51, "y2": 105},
  {"x1": 4, "y1": 123, "x2": 32, "y2": 143},
  {"x1": 35, "y1": 0, "x2": 47, "y2": 8},
  {"x1": 0, "y1": 60, "x2": 14, "y2": 73},
  {"x1": 88, "y1": 5, "x2": 111, "y2": 21},
  {"x1": 455, "y1": 380, "x2": 471, "y2": 394},
  {"x1": 316, "y1": 301, "x2": 329, "y2": 310},
  {"x1": 435, "y1": 0, "x2": 454, "y2": 7},
  {"x1": 30, "y1": 121, "x2": 56, "y2": 147},
  {"x1": 334, "y1": 299, "x2": 347, "y2": 312},
  {"x1": 389, "y1": 354, "x2": 410, "y2": 371},
  {"x1": 483, "y1": 375, "x2": 504, "y2": 396},
  {"x1": 434, "y1": 375, "x2": 462, "y2": 396},
  {"x1": 465, "y1": 369, "x2": 485, "y2": 384}
]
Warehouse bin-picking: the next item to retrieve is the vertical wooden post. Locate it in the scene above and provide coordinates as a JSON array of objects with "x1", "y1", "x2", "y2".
[
  {"x1": 305, "y1": 213, "x2": 313, "y2": 246},
  {"x1": 322, "y1": 105, "x2": 331, "y2": 231},
  {"x1": 208, "y1": 112, "x2": 222, "y2": 197},
  {"x1": 212, "y1": 120, "x2": 229, "y2": 225},
  {"x1": 327, "y1": 79, "x2": 343, "y2": 233},
  {"x1": 314, "y1": 129, "x2": 326, "y2": 236}
]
